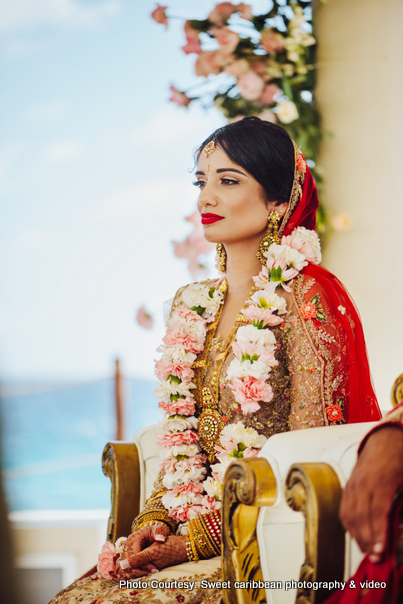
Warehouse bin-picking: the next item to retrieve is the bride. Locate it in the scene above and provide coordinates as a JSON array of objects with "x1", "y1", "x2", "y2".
[{"x1": 50, "y1": 117, "x2": 381, "y2": 604}]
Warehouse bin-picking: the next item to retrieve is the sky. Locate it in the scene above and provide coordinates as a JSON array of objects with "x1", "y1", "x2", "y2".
[{"x1": 0, "y1": 0, "x2": 274, "y2": 382}]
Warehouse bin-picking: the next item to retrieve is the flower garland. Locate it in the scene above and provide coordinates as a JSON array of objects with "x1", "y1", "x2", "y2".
[{"x1": 154, "y1": 223, "x2": 322, "y2": 530}]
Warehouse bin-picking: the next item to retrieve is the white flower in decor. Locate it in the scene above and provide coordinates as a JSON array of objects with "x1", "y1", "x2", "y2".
[
  {"x1": 160, "y1": 444, "x2": 200, "y2": 460},
  {"x1": 267, "y1": 244, "x2": 307, "y2": 272},
  {"x1": 221, "y1": 422, "x2": 267, "y2": 449},
  {"x1": 154, "y1": 379, "x2": 195, "y2": 402},
  {"x1": 236, "y1": 324, "x2": 277, "y2": 347},
  {"x1": 226, "y1": 358, "x2": 271, "y2": 382},
  {"x1": 182, "y1": 283, "x2": 224, "y2": 323},
  {"x1": 158, "y1": 416, "x2": 198, "y2": 433},
  {"x1": 249, "y1": 290, "x2": 287, "y2": 315},
  {"x1": 203, "y1": 476, "x2": 223, "y2": 500},
  {"x1": 163, "y1": 466, "x2": 207, "y2": 489},
  {"x1": 158, "y1": 344, "x2": 198, "y2": 366},
  {"x1": 276, "y1": 100, "x2": 299, "y2": 124}
]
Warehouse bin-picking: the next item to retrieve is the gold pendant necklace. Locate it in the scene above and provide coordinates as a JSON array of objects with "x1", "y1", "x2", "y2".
[{"x1": 192, "y1": 278, "x2": 258, "y2": 462}]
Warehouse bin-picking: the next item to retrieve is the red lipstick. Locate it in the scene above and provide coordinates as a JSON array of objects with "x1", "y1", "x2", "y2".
[{"x1": 201, "y1": 213, "x2": 224, "y2": 225}]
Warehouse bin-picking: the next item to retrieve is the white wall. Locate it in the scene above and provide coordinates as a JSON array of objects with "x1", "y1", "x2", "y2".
[{"x1": 315, "y1": 0, "x2": 403, "y2": 409}]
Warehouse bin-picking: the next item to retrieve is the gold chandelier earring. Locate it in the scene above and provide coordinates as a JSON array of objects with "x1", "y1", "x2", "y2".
[
  {"x1": 256, "y1": 210, "x2": 281, "y2": 265},
  {"x1": 216, "y1": 243, "x2": 227, "y2": 273}
]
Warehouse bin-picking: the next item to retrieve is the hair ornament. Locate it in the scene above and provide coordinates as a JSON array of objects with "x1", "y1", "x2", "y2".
[{"x1": 203, "y1": 140, "x2": 216, "y2": 158}]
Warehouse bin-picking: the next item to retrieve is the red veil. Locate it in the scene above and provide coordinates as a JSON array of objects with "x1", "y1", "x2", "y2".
[{"x1": 281, "y1": 155, "x2": 381, "y2": 424}]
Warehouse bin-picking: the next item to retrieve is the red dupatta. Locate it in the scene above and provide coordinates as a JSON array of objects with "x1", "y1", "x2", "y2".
[{"x1": 280, "y1": 147, "x2": 381, "y2": 424}]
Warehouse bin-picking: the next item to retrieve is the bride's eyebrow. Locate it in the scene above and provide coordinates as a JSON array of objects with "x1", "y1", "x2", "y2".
[{"x1": 195, "y1": 168, "x2": 246, "y2": 176}]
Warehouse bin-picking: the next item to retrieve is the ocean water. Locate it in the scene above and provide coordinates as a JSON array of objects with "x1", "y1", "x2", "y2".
[{"x1": 0, "y1": 379, "x2": 160, "y2": 511}]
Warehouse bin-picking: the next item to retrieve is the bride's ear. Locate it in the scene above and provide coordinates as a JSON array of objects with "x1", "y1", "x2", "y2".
[{"x1": 266, "y1": 201, "x2": 289, "y2": 218}]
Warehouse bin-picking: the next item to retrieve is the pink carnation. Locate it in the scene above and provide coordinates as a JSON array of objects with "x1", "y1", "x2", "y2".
[
  {"x1": 200, "y1": 495, "x2": 221, "y2": 511},
  {"x1": 159, "y1": 458, "x2": 177, "y2": 473},
  {"x1": 174, "y1": 306, "x2": 206, "y2": 324},
  {"x1": 281, "y1": 231, "x2": 319, "y2": 264},
  {"x1": 154, "y1": 359, "x2": 194, "y2": 382},
  {"x1": 176, "y1": 454, "x2": 207, "y2": 469},
  {"x1": 158, "y1": 398, "x2": 196, "y2": 416},
  {"x1": 229, "y1": 376, "x2": 273, "y2": 406},
  {"x1": 243, "y1": 447, "x2": 259, "y2": 458},
  {"x1": 163, "y1": 324, "x2": 204, "y2": 354},
  {"x1": 151, "y1": 4, "x2": 168, "y2": 27},
  {"x1": 184, "y1": 20, "x2": 201, "y2": 42},
  {"x1": 232, "y1": 340, "x2": 266, "y2": 361},
  {"x1": 171, "y1": 482, "x2": 204, "y2": 496},
  {"x1": 156, "y1": 430, "x2": 199, "y2": 447},
  {"x1": 97, "y1": 542, "x2": 116, "y2": 579},
  {"x1": 169, "y1": 504, "x2": 204, "y2": 523},
  {"x1": 237, "y1": 3, "x2": 253, "y2": 20},
  {"x1": 237, "y1": 71, "x2": 265, "y2": 101},
  {"x1": 243, "y1": 305, "x2": 283, "y2": 326},
  {"x1": 136, "y1": 305, "x2": 153, "y2": 329},
  {"x1": 224, "y1": 59, "x2": 249, "y2": 77}
]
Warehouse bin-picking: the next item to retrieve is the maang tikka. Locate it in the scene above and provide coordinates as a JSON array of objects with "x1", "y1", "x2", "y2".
[{"x1": 256, "y1": 210, "x2": 281, "y2": 265}]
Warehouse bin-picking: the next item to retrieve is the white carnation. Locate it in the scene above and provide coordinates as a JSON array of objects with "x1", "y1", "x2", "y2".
[
  {"x1": 167, "y1": 315, "x2": 207, "y2": 341},
  {"x1": 221, "y1": 421, "x2": 267, "y2": 449},
  {"x1": 250, "y1": 290, "x2": 287, "y2": 315},
  {"x1": 182, "y1": 283, "x2": 224, "y2": 323},
  {"x1": 160, "y1": 444, "x2": 200, "y2": 459},
  {"x1": 203, "y1": 477, "x2": 223, "y2": 500},
  {"x1": 163, "y1": 466, "x2": 207, "y2": 489},
  {"x1": 162, "y1": 490, "x2": 204, "y2": 509},
  {"x1": 236, "y1": 324, "x2": 277, "y2": 347},
  {"x1": 158, "y1": 344, "x2": 197, "y2": 366},
  {"x1": 226, "y1": 358, "x2": 271, "y2": 381},
  {"x1": 158, "y1": 415, "x2": 198, "y2": 432},
  {"x1": 154, "y1": 380, "x2": 195, "y2": 402}
]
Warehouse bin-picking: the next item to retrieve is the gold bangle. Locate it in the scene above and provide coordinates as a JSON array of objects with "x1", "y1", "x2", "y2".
[
  {"x1": 188, "y1": 517, "x2": 216, "y2": 559},
  {"x1": 197, "y1": 515, "x2": 220, "y2": 556},
  {"x1": 187, "y1": 524, "x2": 200, "y2": 562}
]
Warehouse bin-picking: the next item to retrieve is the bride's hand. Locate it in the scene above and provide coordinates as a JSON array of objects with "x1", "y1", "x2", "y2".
[
  {"x1": 116, "y1": 535, "x2": 188, "y2": 580},
  {"x1": 115, "y1": 524, "x2": 171, "y2": 579}
]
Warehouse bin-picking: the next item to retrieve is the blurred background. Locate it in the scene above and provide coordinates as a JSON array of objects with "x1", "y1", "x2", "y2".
[{"x1": 1, "y1": 0, "x2": 403, "y2": 601}]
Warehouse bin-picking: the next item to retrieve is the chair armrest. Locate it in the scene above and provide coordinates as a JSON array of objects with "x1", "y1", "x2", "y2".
[
  {"x1": 102, "y1": 441, "x2": 141, "y2": 543},
  {"x1": 222, "y1": 458, "x2": 277, "y2": 604},
  {"x1": 286, "y1": 463, "x2": 345, "y2": 604}
]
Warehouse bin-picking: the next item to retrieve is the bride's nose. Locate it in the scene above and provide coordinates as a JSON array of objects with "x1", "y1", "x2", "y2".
[{"x1": 198, "y1": 186, "x2": 218, "y2": 210}]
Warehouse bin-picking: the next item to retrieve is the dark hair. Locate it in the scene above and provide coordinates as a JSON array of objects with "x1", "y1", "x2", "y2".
[{"x1": 196, "y1": 116, "x2": 294, "y2": 203}]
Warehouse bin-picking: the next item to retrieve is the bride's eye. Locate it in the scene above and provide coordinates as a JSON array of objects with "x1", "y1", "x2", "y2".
[
  {"x1": 193, "y1": 180, "x2": 206, "y2": 188},
  {"x1": 221, "y1": 178, "x2": 239, "y2": 185}
]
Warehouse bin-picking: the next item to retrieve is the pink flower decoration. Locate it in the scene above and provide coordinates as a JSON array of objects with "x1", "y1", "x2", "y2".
[
  {"x1": 184, "y1": 20, "x2": 201, "y2": 42},
  {"x1": 162, "y1": 324, "x2": 204, "y2": 354},
  {"x1": 169, "y1": 504, "x2": 204, "y2": 522},
  {"x1": 154, "y1": 359, "x2": 194, "y2": 382},
  {"x1": 200, "y1": 495, "x2": 221, "y2": 511},
  {"x1": 151, "y1": 4, "x2": 168, "y2": 27},
  {"x1": 260, "y1": 30, "x2": 284, "y2": 53},
  {"x1": 195, "y1": 51, "x2": 221, "y2": 77},
  {"x1": 258, "y1": 83, "x2": 281, "y2": 107},
  {"x1": 237, "y1": 3, "x2": 253, "y2": 20},
  {"x1": 243, "y1": 305, "x2": 283, "y2": 327},
  {"x1": 176, "y1": 454, "x2": 207, "y2": 469},
  {"x1": 171, "y1": 481, "x2": 204, "y2": 496},
  {"x1": 169, "y1": 85, "x2": 191, "y2": 108},
  {"x1": 159, "y1": 458, "x2": 177, "y2": 473},
  {"x1": 259, "y1": 110, "x2": 277, "y2": 123},
  {"x1": 136, "y1": 305, "x2": 153, "y2": 330},
  {"x1": 299, "y1": 303, "x2": 317, "y2": 320},
  {"x1": 232, "y1": 340, "x2": 266, "y2": 361},
  {"x1": 237, "y1": 70, "x2": 265, "y2": 101},
  {"x1": 224, "y1": 59, "x2": 249, "y2": 77},
  {"x1": 158, "y1": 398, "x2": 196, "y2": 415},
  {"x1": 296, "y1": 155, "x2": 307, "y2": 174},
  {"x1": 229, "y1": 376, "x2": 273, "y2": 406},
  {"x1": 210, "y1": 27, "x2": 240, "y2": 53},
  {"x1": 281, "y1": 232, "x2": 318, "y2": 263},
  {"x1": 243, "y1": 447, "x2": 259, "y2": 458},
  {"x1": 208, "y1": 2, "x2": 237, "y2": 25},
  {"x1": 156, "y1": 430, "x2": 200, "y2": 447},
  {"x1": 97, "y1": 542, "x2": 116, "y2": 579},
  {"x1": 174, "y1": 305, "x2": 207, "y2": 324},
  {"x1": 182, "y1": 38, "x2": 202, "y2": 55}
]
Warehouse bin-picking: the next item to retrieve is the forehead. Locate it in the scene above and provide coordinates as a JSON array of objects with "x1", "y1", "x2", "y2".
[{"x1": 197, "y1": 145, "x2": 238, "y2": 170}]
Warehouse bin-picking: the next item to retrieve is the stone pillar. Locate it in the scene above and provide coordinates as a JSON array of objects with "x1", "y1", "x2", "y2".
[{"x1": 315, "y1": 0, "x2": 403, "y2": 408}]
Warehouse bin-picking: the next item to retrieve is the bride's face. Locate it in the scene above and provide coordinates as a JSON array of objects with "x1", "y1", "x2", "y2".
[{"x1": 196, "y1": 146, "x2": 274, "y2": 245}]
